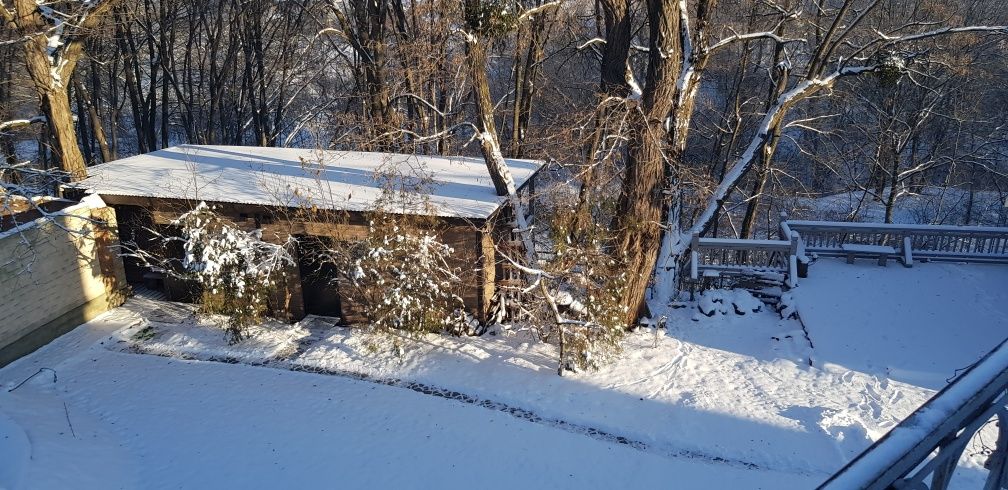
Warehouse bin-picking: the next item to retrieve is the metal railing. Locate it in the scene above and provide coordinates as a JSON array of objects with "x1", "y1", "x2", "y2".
[{"x1": 819, "y1": 337, "x2": 1008, "y2": 490}]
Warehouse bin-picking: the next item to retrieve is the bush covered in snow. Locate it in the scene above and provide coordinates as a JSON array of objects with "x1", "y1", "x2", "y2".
[
  {"x1": 561, "y1": 280, "x2": 628, "y2": 371},
  {"x1": 553, "y1": 239, "x2": 630, "y2": 371},
  {"x1": 695, "y1": 289, "x2": 763, "y2": 318},
  {"x1": 173, "y1": 202, "x2": 294, "y2": 342},
  {"x1": 498, "y1": 208, "x2": 630, "y2": 373},
  {"x1": 344, "y1": 214, "x2": 468, "y2": 338},
  {"x1": 295, "y1": 165, "x2": 472, "y2": 338}
]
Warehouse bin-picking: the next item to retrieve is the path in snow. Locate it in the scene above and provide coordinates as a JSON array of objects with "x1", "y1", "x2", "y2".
[
  {"x1": 98, "y1": 297, "x2": 939, "y2": 478},
  {"x1": 2, "y1": 259, "x2": 1005, "y2": 488},
  {"x1": 127, "y1": 340, "x2": 768, "y2": 472}
]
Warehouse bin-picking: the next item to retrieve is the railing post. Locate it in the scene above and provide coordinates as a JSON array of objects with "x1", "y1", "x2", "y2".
[
  {"x1": 689, "y1": 233, "x2": 700, "y2": 282},
  {"x1": 984, "y1": 408, "x2": 1008, "y2": 490},
  {"x1": 791, "y1": 230, "x2": 809, "y2": 279},
  {"x1": 787, "y1": 232, "x2": 799, "y2": 287},
  {"x1": 778, "y1": 211, "x2": 789, "y2": 240}
]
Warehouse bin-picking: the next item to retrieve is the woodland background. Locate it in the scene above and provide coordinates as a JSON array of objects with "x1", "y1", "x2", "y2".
[{"x1": 1, "y1": 0, "x2": 1006, "y2": 323}]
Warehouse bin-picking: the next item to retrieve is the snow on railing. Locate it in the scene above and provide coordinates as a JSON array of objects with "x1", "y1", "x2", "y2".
[
  {"x1": 818, "y1": 337, "x2": 1008, "y2": 490},
  {"x1": 780, "y1": 212, "x2": 1008, "y2": 265},
  {"x1": 681, "y1": 215, "x2": 1007, "y2": 295},
  {"x1": 684, "y1": 232, "x2": 799, "y2": 292}
]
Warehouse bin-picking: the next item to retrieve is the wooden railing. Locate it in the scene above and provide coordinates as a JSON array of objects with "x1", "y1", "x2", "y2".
[
  {"x1": 781, "y1": 213, "x2": 1008, "y2": 265},
  {"x1": 685, "y1": 233, "x2": 799, "y2": 290},
  {"x1": 819, "y1": 337, "x2": 1008, "y2": 490},
  {"x1": 681, "y1": 216, "x2": 1008, "y2": 294}
]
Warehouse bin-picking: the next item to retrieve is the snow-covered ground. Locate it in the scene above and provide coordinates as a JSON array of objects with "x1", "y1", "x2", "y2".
[
  {"x1": 794, "y1": 186, "x2": 1008, "y2": 226},
  {"x1": 1, "y1": 259, "x2": 1006, "y2": 488},
  {"x1": 793, "y1": 258, "x2": 1008, "y2": 390},
  {"x1": 0, "y1": 313, "x2": 812, "y2": 489}
]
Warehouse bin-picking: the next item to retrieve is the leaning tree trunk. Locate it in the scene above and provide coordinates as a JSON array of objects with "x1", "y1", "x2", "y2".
[
  {"x1": 740, "y1": 61, "x2": 790, "y2": 239},
  {"x1": 648, "y1": 0, "x2": 720, "y2": 312},
  {"x1": 468, "y1": 41, "x2": 512, "y2": 196},
  {"x1": 463, "y1": 22, "x2": 538, "y2": 266},
  {"x1": 73, "y1": 77, "x2": 113, "y2": 163}
]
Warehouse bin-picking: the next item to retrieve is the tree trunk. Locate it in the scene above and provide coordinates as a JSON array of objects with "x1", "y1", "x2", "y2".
[
  {"x1": 18, "y1": 19, "x2": 87, "y2": 180},
  {"x1": 39, "y1": 86, "x2": 88, "y2": 181},
  {"x1": 569, "y1": 0, "x2": 633, "y2": 235},
  {"x1": 612, "y1": 0, "x2": 682, "y2": 325},
  {"x1": 462, "y1": 3, "x2": 544, "y2": 271},
  {"x1": 73, "y1": 78, "x2": 113, "y2": 163},
  {"x1": 508, "y1": 9, "x2": 553, "y2": 158},
  {"x1": 740, "y1": 61, "x2": 790, "y2": 239},
  {"x1": 467, "y1": 40, "x2": 512, "y2": 196}
]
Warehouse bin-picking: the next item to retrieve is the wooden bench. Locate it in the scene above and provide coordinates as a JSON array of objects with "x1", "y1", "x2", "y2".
[{"x1": 841, "y1": 243, "x2": 896, "y2": 266}]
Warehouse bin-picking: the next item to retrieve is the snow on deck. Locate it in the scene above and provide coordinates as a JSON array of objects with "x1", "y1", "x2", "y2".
[
  {"x1": 793, "y1": 258, "x2": 1008, "y2": 390},
  {"x1": 70, "y1": 145, "x2": 542, "y2": 219}
]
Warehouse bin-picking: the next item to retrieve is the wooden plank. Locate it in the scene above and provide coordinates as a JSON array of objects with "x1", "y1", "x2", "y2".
[
  {"x1": 902, "y1": 237, "x2": 913, "y2": 268},
  {"x1": 480, "y1": 232, "x2": 496, "y2": 323},
  {"x1": 840, "y1": 243, "x2": 895, "y2": 254},
  {"x1": 302, "y1": 221, "x2": 369, "y2": 240},
  {"x1": 697, "y1": 237, "x2": 792, "y2": 253}
]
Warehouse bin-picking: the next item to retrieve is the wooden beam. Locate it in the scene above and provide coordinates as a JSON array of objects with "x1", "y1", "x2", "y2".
[
  {"x1": 269, "y1": 248, "x2": 305, "y2": 323},
  {"x1": 480, "y1": 232, "x2": 496, "y2": 323}
]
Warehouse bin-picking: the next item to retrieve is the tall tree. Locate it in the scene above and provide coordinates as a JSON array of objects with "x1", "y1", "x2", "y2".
[{"x1": 1, "y1": 0, "x2": 119, "y2": 180}]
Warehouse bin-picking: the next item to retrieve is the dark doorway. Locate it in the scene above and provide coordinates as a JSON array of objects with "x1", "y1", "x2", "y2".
[
  {"x1": 297, "y1": 239, "x2": 343, "y2": 318},
  {"x1": 115, "y1": 205, "x2": 200, "y2": 303}
]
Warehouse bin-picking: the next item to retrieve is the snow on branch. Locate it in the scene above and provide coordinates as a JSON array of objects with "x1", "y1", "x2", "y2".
[
  {"x1": 576, "y1": 37, "x2": 605, "y2": 50},
  {"x1": 516, "y1": 1, "x2": 561, "y2": 23},
  {"x1": 875, "y1": 25, "x2": 1008, "y2": 44},
  {"x1": 344, "y1": 216, "x2": 473, "y2": 337},
  {"x1": 123, "y1": 202, "x2": 297, "y2": 343},
  {"x1": 0, "y1": 115, "x2": 45, "y2": 133},
  {"x1": 706, "y1": 29, "x2": 802, "y2": 54},
  {"x1": 682, "y1": 63, "x2": 879, "y2": 246}
]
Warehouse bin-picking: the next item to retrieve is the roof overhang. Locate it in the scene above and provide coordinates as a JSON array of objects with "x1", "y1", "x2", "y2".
[{"x1": 66, "y1": 145, "x2": 543, "y2": 220}]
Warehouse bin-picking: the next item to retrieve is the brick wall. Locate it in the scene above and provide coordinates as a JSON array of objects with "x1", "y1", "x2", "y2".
[{"x1": 0, "y1": 200, "x2": 127, "y2": 364}]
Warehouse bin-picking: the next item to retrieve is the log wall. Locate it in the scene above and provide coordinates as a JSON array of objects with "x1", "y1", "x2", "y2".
[{"x1": 108, "y1": 196, "x2": 496, "y2": 325}]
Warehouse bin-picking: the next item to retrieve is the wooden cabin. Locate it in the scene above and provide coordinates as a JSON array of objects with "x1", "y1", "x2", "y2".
[{"x1": 65, "y1": 145, "x2": 542, "y2": 324}]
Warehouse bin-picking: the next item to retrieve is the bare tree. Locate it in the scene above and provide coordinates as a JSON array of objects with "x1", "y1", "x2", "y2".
[{"x1": 1, "y1": 0, "x2": 119, "y2": 180}]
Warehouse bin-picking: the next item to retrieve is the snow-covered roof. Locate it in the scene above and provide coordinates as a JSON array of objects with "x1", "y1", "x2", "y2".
[{"x1": 70, "y1": 145, "x2": 542, "y2": 219}]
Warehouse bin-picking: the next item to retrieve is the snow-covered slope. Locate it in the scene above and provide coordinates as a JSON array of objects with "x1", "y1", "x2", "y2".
[{"x1": 795, "y1": 186, "x2": 1007, "y2": 226}]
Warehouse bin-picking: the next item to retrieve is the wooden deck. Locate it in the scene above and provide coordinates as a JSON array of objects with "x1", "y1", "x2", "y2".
[{"x1": 683, "y1": 214, "x2": 1008, "y2": 295}]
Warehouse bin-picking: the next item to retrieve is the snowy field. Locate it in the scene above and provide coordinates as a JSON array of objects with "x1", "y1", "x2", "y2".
[
  {"x1": 795, "y1": 187, "x2": 1008, "y2": 227},
  {"x1": 2, "y1": 259, "x2": 1007, "y2": 488}
]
